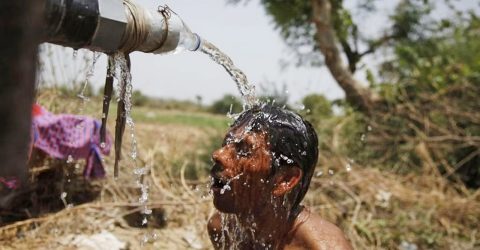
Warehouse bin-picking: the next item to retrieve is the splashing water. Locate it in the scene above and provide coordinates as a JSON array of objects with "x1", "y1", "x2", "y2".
[
  {"x1": 217, "y1": 213, "x2": 276, "y2": 250},
  {"x1": 200, "y1": 40, "x2": 258, "y2": 109},
  {"x1": 111, "y1": 53, "x2": 151, "y2": 241},
  {"x1": 78, "y1": 51, "x2": 101, "y2": 102},
  {"x1": 219, "y1": 173, "x2": 243, "y2": 195},
  {"x1": 112, "y1": 53, "x2": 139, "y2": 161}
]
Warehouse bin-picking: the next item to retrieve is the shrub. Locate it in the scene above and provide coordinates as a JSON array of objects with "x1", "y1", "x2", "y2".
[{"x1": 209, "y1": 94, "x2": 242, "y2": 115}]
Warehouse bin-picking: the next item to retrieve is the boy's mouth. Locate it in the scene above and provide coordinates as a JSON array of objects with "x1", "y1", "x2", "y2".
[
  {"x1": 211, "y1": 176, "x2": 228, "y2": 189},
  {"x1": 210, "y1": 164, "x2": 228, "y2": 189}
]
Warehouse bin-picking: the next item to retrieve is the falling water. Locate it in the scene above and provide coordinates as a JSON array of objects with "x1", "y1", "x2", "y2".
[
  {"x1": 217, "y1": 213, "x2": 275, "y2": 250},
  {"x1": 58, "y1": 50, "x2": 101, "y2": 209},
  {"x1": 200, "y1": 40, "x2": 258, "y2": 109},
  {"x1": 112, "y1": 52, "x2": 138, "y2": 160},
  {"x1": 111, "y1": 53, "x2": 152, "y2": 241},
  {"x1": 78, "y1": 51, "x2": 101, "y2": 102}
]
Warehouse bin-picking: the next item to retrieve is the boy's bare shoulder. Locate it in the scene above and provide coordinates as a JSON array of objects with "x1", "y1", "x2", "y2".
[
  {"x1": 287, "y1": 210, "x2": 353, "y2": 250},
  {"x1": 207, "y1": 212, "x2": 224, "y2": 249},
  {"x1": 207, "y1": 212, "x2": 221, "y2": 233}
]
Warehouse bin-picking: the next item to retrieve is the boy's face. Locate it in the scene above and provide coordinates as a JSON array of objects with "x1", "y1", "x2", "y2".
[{"x1": 210, "y1": 124, "x2": 273, "y2": 214}]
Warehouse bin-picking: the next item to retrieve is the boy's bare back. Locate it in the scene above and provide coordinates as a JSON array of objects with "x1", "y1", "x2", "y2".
[{"x1": 282, "y1": 209, "x2": 352, "y2": 250}]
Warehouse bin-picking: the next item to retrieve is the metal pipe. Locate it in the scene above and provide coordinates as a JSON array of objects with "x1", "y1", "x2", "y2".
[{"x1": 43, "y1": 0, "x2": 201, "y2": 54}]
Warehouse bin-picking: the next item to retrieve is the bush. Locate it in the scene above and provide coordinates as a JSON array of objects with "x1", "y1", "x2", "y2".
[
  {"x1": 132, "y1": 90, "x2": 149, "y2": 106},
  {"x1": 209, "y1": 94, "x2": 243, "y2": 115},
  {"x1": 300, "y1": 94, "x2": 332, "y2": 126}
]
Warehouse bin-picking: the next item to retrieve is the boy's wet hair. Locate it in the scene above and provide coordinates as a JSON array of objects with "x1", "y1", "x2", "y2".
[{"x1": 231, "y1": 104, "x2": 319, "y2": 209}]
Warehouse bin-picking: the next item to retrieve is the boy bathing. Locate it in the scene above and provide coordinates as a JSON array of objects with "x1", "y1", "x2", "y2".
[{"x1": 208, "y1": 104, "x2": 352, "y2": 249}]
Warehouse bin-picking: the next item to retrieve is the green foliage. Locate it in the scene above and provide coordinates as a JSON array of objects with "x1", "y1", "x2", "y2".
[
  {"x1": 381, "y1": 15, "x2": 480, "y2": 91},
  {"x1": 247, "y1": 0, "x2": 480, "y2": 187},
  {"x1": 389, "y1": 0, "x2": 433, "y2": 40},
  {"x1": 209, "y1": 94, "x2": 243, "y2": 115},
  {"x1": 300, "y1": 94, "x2": 332, "y2": 126},
  {"x1": 370, "y1": 15, "x2": 480, "y2": 183},
  {"x1": 132, "y1": 90, "x2": 149, "y2": 106}
]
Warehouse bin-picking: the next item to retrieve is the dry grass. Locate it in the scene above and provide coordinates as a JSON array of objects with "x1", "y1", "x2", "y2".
[
  {"x1": 0, "y1": 114, "x2": 216, "y2": 249},
  {"x1": 308, "y1": 152, "x2": 480, "y2": 249},
  {"x1": 1, "y1": 90, "x2": 479, "y2": 249}
]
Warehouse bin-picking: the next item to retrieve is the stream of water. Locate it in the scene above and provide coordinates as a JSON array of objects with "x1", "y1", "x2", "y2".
[
  {"x1": 200, "y1": 40, "x2": 258, "y2": 109},
  {"x1": 111, "y1": 53, "x2": 153, "y2": 243}
]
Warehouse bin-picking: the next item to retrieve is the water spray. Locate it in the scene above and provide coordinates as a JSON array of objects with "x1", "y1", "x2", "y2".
[{"x1": 43, "y1": 0, "x2": 202, "y2": 54}]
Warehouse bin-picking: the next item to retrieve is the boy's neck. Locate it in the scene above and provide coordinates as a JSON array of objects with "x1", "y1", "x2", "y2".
[{"x1": 234, "y1": 201, "x2": 301, "y2": 249}]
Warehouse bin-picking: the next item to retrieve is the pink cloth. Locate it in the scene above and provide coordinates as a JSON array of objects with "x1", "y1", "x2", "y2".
[
  {"x1": 0, "y1": 177, "x2": 18, "y2": 190},
  {"x1": 31, "y1": 104, "x2": 112, "y2": 179}
]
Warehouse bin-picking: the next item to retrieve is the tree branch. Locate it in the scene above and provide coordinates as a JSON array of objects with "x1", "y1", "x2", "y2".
[
  {"x1": 359, "y1": 33, "x2": 398, "y2": 58},
  {"x1": 339, "y1": 39, "x2": 360, "y2": 73},
  {"x1": 311, "y1": 0, "x2": 379, "y2": 115}
]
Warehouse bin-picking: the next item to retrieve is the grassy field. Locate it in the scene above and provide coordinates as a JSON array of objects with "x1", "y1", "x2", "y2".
[{"x1": 0, "y1": 91, "x2": 479, "y2": 249}]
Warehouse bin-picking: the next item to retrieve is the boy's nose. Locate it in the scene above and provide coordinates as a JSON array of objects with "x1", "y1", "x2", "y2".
[
  {"x1": 212, "y1": 145, "x2": 232, "y2": 167},
  {"x1": 212, "y1": 147, "x2": 225, "y2": 163}
]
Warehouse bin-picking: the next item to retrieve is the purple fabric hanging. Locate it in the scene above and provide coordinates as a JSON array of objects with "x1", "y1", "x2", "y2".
[{"x1": 31, "y1": 104, "x2": 112, "y2": 179}]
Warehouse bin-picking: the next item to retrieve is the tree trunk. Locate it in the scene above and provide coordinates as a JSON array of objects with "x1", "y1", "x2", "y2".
[
  {"x1": 0, "y1": 1, "x2": 44, "y2": 189},
  {"x1": 311, "y1": 0, "x2": 378, "y2": 115}
]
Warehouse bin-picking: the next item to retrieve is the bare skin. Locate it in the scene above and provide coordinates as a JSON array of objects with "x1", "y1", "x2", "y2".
[
  {"x1": 208, "y1": 209, "x2": 352, "y2": 250},
  {"x1": 208, "y1": 125, "x2": 352, "y2": 250}
]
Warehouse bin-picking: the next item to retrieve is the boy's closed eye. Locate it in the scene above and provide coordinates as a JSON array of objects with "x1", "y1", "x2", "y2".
[{"x1": 236, "y1": 141, "x2": 252, "y2": 157}]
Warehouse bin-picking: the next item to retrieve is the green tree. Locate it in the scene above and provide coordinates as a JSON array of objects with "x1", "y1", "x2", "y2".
[
  {"x1": 300, "y1": 94, "x2": 332, "y2": 125},
  {"x1": 228, "y1": 0, "x2": 476, "y2": 115},
  {"x1": 209, "y1": 94, "x2": 243, "y2": 115},
  {"x1": 228, "y1": 0, "x2": 480, "y2": 188}
]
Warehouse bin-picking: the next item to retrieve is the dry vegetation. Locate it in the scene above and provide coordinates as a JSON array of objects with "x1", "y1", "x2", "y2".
[{"x1": 0, "y1": 89, "x2": 479, "y2": 249}]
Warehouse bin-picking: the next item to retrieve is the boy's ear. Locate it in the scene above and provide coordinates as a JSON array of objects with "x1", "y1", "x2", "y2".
[{"x1": 272, "y1": 167, "x2": 303, "y2": 197}]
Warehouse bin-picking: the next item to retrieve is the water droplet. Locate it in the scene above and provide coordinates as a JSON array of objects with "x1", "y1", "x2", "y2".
[
  {"x1": 60, "y1": 192, "x2": 67, "y2": 199},
  {"x1": 220, "y1": 184, "x2": 231, "y2": 194},
  {"x1": 345, "y1": 163, "x2": 352, "y2": 172},
  {"x1": 328, "y1": 169, "x2": 334, "y2": 175},
  {"x1": 133, "y1": 167, "x2": 148, "y2": 175},
  {"x1": 143, "y1": 208, "x2": 152, "y2": 215},
  {"x1": 315, "y1": 171, "x2": 323, "y2": 177}
]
